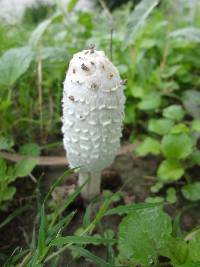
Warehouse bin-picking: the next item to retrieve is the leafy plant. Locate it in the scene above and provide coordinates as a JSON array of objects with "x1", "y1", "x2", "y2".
[
  {"x1": 118, "y1": 205, "x2": 200, "y2": 267},
  {"x1": 0, "y1": 157, "x2": 37, "y2": 208}
]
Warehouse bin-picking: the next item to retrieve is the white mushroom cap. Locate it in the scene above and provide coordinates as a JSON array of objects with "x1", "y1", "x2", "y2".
[{"x1": 62, "y1": 48, "x2": 125, "y2": 198}]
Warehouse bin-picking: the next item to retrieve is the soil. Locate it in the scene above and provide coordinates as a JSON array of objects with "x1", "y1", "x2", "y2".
[{"x1": 0, "y1": 148, "x2": 200, "y2": 267}]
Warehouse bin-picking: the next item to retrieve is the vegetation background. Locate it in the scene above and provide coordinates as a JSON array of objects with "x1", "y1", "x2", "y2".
[{"x1": 0, "y1": 0, "x2": 200, "y2": 266}]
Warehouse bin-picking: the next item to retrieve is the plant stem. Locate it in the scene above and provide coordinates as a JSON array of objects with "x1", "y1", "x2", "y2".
[{"x1": 37, "y1": 52, "x2": 43, "y2": 143}]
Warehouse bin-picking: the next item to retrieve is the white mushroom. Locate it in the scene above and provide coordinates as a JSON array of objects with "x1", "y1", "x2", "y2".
[{"x1": 62, "y1": 47, "x2": 125, "y2": 199}]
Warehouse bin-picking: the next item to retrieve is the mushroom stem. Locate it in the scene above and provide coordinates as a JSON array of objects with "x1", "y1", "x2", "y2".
[{"x1": 78, "y1": 171, "x2": 101, "y2": 199}]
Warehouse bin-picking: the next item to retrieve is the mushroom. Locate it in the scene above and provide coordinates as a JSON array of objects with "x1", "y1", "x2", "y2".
[{"x1": 62, "y1": 48, "x2": 125, "y2": 199}]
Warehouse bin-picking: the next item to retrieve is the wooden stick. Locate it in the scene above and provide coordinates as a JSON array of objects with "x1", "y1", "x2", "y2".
[{"x1": 0, "y1": 143, "x2": 137, "y2": 166}]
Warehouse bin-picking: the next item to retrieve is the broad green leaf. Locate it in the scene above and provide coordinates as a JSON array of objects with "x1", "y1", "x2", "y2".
[
  {"x1": 169, "y1": 27, "x2": 200, "y2": 43},
  {"x1": 29, "y1": 13, "x2": 61, "y2": 48},
  {"x1": 14, "y1": 159, "x2": 38, "y2": 177},
  {"x1": 170, "y1": 124, "x2": 189, "y2": 134},
  {"x1": 175, "y1": 263, "x2": 200, "y2": 267},
  {"x1": 148, "y1": 118, "x2": 174, "y2": 135},
  {"x1": 0, "y1": 46, "x2": 33, "y2": 86},
  {"x1": 189, "y1": 150, "x2": 200, "y2": 166},
  {"x1": 19, "y1": 143, "x2": 41, "y2": 157},
  {"x1": 191, "y1": 120, "x2": 200, "y2": 132},
  {"x1": 41, "y1": 46, "x2": 67, "y2": 62},
  {"x1": 118, "y1": 207, "x2": 172, "y2": 265},
  {"x1": 161, "y1": 237, "x2": 189, "y2": 266},
  {"x1": 1, "y1": 186, "x2": 16, "y2": 201},
  {"x1": 163, "y1": 105, "x2": 185, "y2": 122},
  {"x1": 50, "y1": 235, "x2": 114, "y2": 246},
  {"x1": 157, "y1": 160, "x2": 184, "y2": 182},
  {"x1": 130, "y1": 86, "x2": 145, "y2": 98},
  {"x1": 124, "y1": 0, "x2": 159, "y2": 48},
  {"x1": 182, "y1": 182, "x2": 200, "y2": 201},
  {"x1": 161, "y1": 133, "x2": 193, "y2": 160},
  {"x1": 135, "y1": 137, "x2": 160, "y2": 156},
  {"x1": 0, "y1": 136, "x2": 14, "y2": 150},
  {"x1": 138, "y1": 92, "x2": 161, "y2": 110},
  {"x1": 188, "y1": 230, "x2": 200, "y2": 262},
  {"x1": 106, "y1": 202, "x2": 163, "y2": 216}
]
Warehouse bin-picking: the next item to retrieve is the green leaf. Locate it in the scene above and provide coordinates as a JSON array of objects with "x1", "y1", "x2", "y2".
[
  {"x1": 175, "y1": 263, "x2": 200, "y2": 267},
  {"x1": 51, "y1": 235, "x2": 114, "y2": 246},
  {"x1": 157, "y1": 160, "x2": 184, "y2": 182},
  {"x1": 0, "y1": 136, "x2": 14, "y2": 150},
  {"x1": 29, "y1": 13, "x2": 61, "y2": 48},
  {"x1": 189, "y1": 150, "x2": 200, "y2": 166},
  {"x1": 145, "y1": 196, "x2": 165, "y2": 203},
  {"x1": 148, "y1": 118, "x2": 174, "y2": 135},
  {"x1": 130, "y1": 86, "x2": 145, "y2": 98},
  {"x1": 70, "y1": 246, "x2": 116, "y2": 267},
  {"x1": 138, "y1": 92, "x2": 161, "y2": 110},
  {"x1": 166, "y1": 188, "x2": 177, "y2": 204},
  {"x1": 170, "y1": 123, "x2": 189, "y2": 134},
  {"x1": 19, "y1": 143, "x2": 41, "y2": 157},
  {"x1": 161, "y1": 133, "x2": 193, "y2": 160},
  {"x1": 135, "y1": 137, "x2": 160, "y2": 156},
  {"x1": 191, "y1": 120, "x2": 200, "y2": 132},
  {"x1": 38, "y1": 205, "x2": 47, "y2": 258},
  {"x1": 124, "y1": 0, "x2": 159, "y2": 48},
  {"x1": 118, "y1": 207, "x2": 172, "y2": 265},
  {"x1": 182, "y1": 182, "x2": 200, "y2": 201},
  {"x1": 0, "y1": 46, "x2": 33, "y2": 86},
  {"x1": 1, "y1": 186, "x2": 16, "y2": 201},
  {"x1": 14, "y1": 159, "x2": 38, "y2": 177},
  {"x1": 161, "y1": 237, "x2": 189, "y2": 265},
  {"x1": 0, "y1": 205, "x2": 28, "y2": 229},
  {"x1": 188, "y1": 230, "x2": 200, "y2": 262},
  {"x1": 0, "y1": 157, "x2": 7, "y2": 177},
  {"x1": 163, "y1": 105, "x2": 185, "y2": 122},
  {"x1": 124, "y1": 102, "x2": 136, "y2": 124},
  {"x1": 106, "y1": 202, "x2": 163, "y2": 216},
  {"x1": 169, "y1": 27, "x2": 200, "y2": 43},
  {"x1": 67, "y1": 0, "x2": 78, "y2": 12}
]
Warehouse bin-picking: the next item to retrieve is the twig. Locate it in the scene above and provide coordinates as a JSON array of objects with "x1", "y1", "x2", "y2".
[{"x1": 0, "y1": 143, "x2": 138, "y2": 166}]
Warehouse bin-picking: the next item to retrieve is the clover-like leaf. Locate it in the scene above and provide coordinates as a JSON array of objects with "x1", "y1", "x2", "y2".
[
  {"x1": 157, "y1": 160, "x2": 184, "y2": 182},
  {"x1": 161, "y1": 133, "x2": 193, "y2": 160}
]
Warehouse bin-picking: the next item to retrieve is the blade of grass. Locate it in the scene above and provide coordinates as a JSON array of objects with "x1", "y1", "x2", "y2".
[
  {"x1": 38, "y1": 204, "x2": 47, "y2": 258},
  {"x1": 43, "y1": 168, "x2": 75, "y2": 204},
  {"x1": 46, "y1": 211, "x2": 77, "y2": 244},
  {"x1": 50, "y1": 235, "x2": 115, "y2": 246},
  {"x1": 70, "y1": 246, "x2": 120, "y2": 267},
  {"x1": 105, "y1": 202, "x2": 164, "y2": 216},
  {"x1": 0, "y1": 205, "x2": 29, "y2": 229}
]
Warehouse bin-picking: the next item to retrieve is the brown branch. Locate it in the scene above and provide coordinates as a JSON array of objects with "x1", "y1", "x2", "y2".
[{"x1": 0, "y1": 143, "x2": 137, "y2": 166}]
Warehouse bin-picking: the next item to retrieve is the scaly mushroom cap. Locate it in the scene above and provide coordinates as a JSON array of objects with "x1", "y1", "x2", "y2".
[{"x1": 62, "y1": 48, "x2": 125, "y2": 173}]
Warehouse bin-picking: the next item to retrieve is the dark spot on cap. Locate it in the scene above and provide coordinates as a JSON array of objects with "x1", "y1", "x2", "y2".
[
  {"x1": 69, "y1": 95, "x2": 75, "y2": 101},
  {"x1": 81, "y1": 63, "x2": 89, "y2": 71}
]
